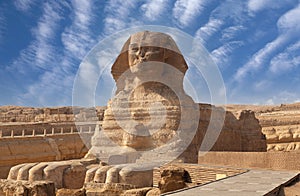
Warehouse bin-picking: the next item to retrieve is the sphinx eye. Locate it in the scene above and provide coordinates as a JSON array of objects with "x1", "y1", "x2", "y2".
[{"x1": 129, "y1": 44, "x2": 138, "y2": 52}]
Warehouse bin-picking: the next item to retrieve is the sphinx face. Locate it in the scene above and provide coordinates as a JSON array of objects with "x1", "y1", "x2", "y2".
[{"x1": 128, "y1": 34, "x2": 165, "y2": 75}]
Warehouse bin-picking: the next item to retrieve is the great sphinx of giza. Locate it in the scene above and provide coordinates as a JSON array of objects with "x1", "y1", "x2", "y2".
[
  {"x1": 6, "y1": 31, "x2": 201, "y2": 188},
  {"x1": 5, "y1": 31, "x2": 267, "y2": 190}
]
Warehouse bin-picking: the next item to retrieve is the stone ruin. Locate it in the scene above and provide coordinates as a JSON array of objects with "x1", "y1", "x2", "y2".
[{"x1": 2, "y1": 31, "x2": 267, "y2": 195}]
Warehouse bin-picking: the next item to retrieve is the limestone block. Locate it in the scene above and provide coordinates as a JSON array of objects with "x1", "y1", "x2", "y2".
[
  {"x1": 28, "y1": 162, "x2": 49, "y2": 181},
  {"x1": 145, "y1": 188, "x2": 160, "y2": 196},
  {"x1": 56, "y1": 188, "x2": 85, "y2": 196},
  {"x1": 105, "y1": 166, "x2": 122, "y2": 183},
  {"x1": 278, "y1": 132, "x2": 293, "y2": 141},
  {"x1": 85, "y1": 166, "x2": 99, "y2": 183},
  {"x1": 0, "y1": 179, "x2": 55, "y2": 196},
  {"x1": 122, "y1": 187, "x2": 153, "y2": 196},
  {"x1": 158, "y1": 165, "x2": 187, "y2": 193},
  {"x1": 17, "y1": 163, "x2": 38, "y2": 180},
  {"x1": 7, "y1": 163, "x2": 27, "y2": 180},
  {"x1": 43, "y1": 162, "x2": 70, "y2": 189},
  {"x1": 94, "y1": 166, "x2": 112, "y2": 183},
  {"x1": 84, "y1": 183, "x2": 135, "y2": 196},
  {"x1": 119, "y1": 166, "x2": 153, "y2": 188},
  {"x1": 63, "y1": 163, "x2": 87, "y2": 189}
]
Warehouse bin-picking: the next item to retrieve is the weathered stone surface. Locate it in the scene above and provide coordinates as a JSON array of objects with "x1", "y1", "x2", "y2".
[
  {"x1": 145, "y1": 188, "x2": 160, "y2": 196},
  {"x1": 119, "y1": 165, "x2": 153, "y2": 188},
  {"x1": 56, "y1": 188, "x2": 85, "y2": 196},
  {"x1": 158, "y1": 165, "x2": 188, "y2": 193},
  {"x1": 85, "y1": 166, "x2": 99, "y2": 183},
  {"x1": 122, "y1": 187, "x2": 153, "y2": 196},
  {"x1": 94, "y1": 166, "x2": 112, "y2": 183},
  {"x1": 226, "y1": 103, "x2": 300, "y2": 151},
  {"x1": 0, "y1": 106, "x2": 106, "y2": 123},
  {"x1": 0, "y1": 179, "x2": 55, "y2": 196},
  {"x1": 84, "y1": 183, "x2": 135, "y2": 196},
  {"x1": 63, "y1": 163, "x2": 87, "y2": 189},
  {"x1": 28, "y1": 163, "x2": 49, "y2": 181},
  {"x1": 17, "y1": 163, "x2": 38, "y2": 180}
]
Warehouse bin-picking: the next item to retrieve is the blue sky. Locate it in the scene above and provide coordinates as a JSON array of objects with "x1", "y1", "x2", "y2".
[{"x1": 0, "y1": 0, "x2": 300, "y2": 107}]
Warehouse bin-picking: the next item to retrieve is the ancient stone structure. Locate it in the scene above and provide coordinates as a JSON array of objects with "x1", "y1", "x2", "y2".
[
  {"x1": 226, "y1": 103, "x2": 300, "y2": 151},
  {"x1": 3, "y1": 31, "x2": 267, "y2": 193},
  {"x1": 86, "y1": 31, "x2": 200, "y2": 164},
  {"x1": 0, "y1": 179, "x2": 55, "y2": 196}
]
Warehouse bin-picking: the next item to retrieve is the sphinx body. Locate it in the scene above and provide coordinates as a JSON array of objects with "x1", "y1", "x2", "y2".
[
  {"x1": 7, "y1": 31, "x2": 201, "y2": 188},
  {"x1": 86, "y1": 31, "x2": 199, "y2": 164}
]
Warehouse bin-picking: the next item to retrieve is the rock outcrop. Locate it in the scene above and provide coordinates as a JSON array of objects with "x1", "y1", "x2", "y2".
[
  {"x1": 158, "y1": 165, "x2": 188, "y2": 194},
  {"x1": 226, "y1": 103, "x2": 300, "y2": 151},
  {"x1": 0, "y1": 179, "x2": 55, "y2": 196}
]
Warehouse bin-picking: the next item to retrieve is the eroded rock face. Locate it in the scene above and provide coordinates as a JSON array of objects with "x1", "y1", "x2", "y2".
[
  {"x1": 226, "y1": 103, "x2": 300, "y2": 151},
  {"x1": 0, "y1": 179, "x2": 55, "y2": 196},
  {"x1": 158, "y1": 165, "x2": 188, "y2": 194}
]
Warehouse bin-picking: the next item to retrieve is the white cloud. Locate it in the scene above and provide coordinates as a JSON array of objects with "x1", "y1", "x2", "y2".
[
  {"x1": 263, "y1": 91, "x2": 300, "y2": 105},
  {"x1": 195, "y1": 19, "x2": 223, "y2": 44},
  {"x1": 248, "y1": 0, "x2": 296, "y2": 13},
  {"x1": 235, "y1": 36, "x2": 287, "y2": 81},
  {"x1": 9, "y1": 2, "x2": 62, "y2": 71},
  {"x1": 211, "y1": 41, "x2": 243, "y2": 67},
  {"x1": 277, "y1": 4, "x2": 300, "y2": 34},
  {"x1": 234, "y1": 4, "x2": 300, "y2": 81},
  {"x1": 172, "y1": 0, "x2": 208, "y2": 27},
  {"x1": 61, "y1": 0, "x2": 96, "y2": 59},
  {"x1": 103, "y1": 0, "x2": 138, "y2": 34},
  {"x1": 265, "y1": 98, "x2": 274, "y2": 105},
  {"x1": 13, "y1": 0, "x2": 37, "y2": 12},
  {"x1": 195, "y1": 0, "x2": 247, "y2": 45},
  {"x1": 253, "y1": 80, "x2": 272, "y2": 91},
  {"x1": 141, "y1": 0, "x2": 170, "y2": 21},
  {"x1": 221, "y1": 25, "x2": 245, "y2": 42},
  {"x1": 269, "y1": 41, "x2": 300, "y2": 73}
]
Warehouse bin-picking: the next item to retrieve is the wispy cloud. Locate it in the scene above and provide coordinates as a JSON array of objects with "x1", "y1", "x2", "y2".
[
  {"x1": 141, "y1": 0, "x2": 170, "y2": 21},
  {"x1": 13, "y1": 0, "x2": 37, "y2": 12},
  {"x1": 10, "y1": 2, "x2": 63, "y2": 72},
  {"x1": 211, "y1": 41, "x2": 244, "y2": 67},
  {"x1": 269, "y1": 41, "x2": 300, "y2": 73},
  {"x1": 103, "y1": 0, "x2": 138, "y2": 34},
  {"x1": 172, "y1": 0, "x2": 208, "y2": 27},
  {"x1": 195, "y1": 19, "x2": 223, "y2": 44},
  {"x1": 61, "y1": 0, "x2": 96, "y2": 60},
  {"x1": 14, "y1": 0, "x2": 99, "y2": 106},
  {"x1": 234, "y1": 36, "x2": 287, "y2": 81},
  {"x1": 253, "y1": 80, "x2": 272, "y2": 91},
  {"x1": 248, "y1": 0, "x2": 296, "y2": 13},
  {"x1": 221, "y1": 25, "x2": 245, "y2": 42},
  {"x1": 234, "y1": 4, "x2": 300, "y2": 81},
  {"x1": 195, "y1": 0, "x2": 247, "y2": 45}
]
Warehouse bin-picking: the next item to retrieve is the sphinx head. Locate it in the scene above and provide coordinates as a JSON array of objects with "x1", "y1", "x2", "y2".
[{"x1": 111, "y1": 31, "x2": 188, "y2": 85}]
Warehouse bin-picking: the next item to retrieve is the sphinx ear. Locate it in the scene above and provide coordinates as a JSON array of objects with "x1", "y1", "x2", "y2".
[{"x1": 163, "y1": 48, "x2": 172, "y2": 62}]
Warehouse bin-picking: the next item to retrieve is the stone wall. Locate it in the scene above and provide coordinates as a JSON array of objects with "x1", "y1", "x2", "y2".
[
  {"x1": 226, "y1": 103, "x2": 300, "y2": 151},
  {"x1": 198, "y1": 151, "x2": 300, "y2": 170},
  {"x1": 0, "y1": 133, "x2": 92, "y2": 179},
  {"x1": 0, "y1": 106, "x2": 106, "y2": 123},
  {"x1": 198, "y1": 104, "x2": 266, "y2": 152}
]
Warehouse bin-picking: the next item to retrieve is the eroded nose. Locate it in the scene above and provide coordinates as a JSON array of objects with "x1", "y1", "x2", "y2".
[{"x1": 138, "y1": 48, "x2": 145, "y2": 58}]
